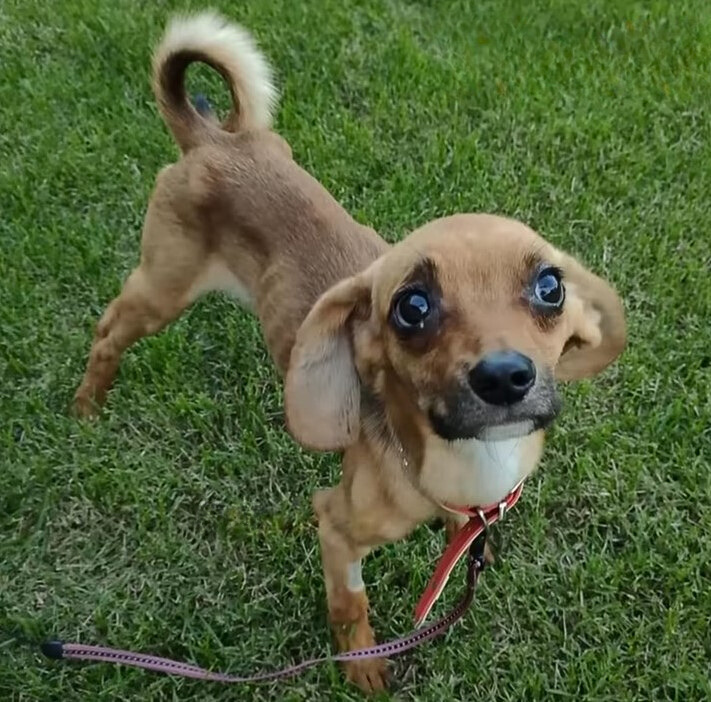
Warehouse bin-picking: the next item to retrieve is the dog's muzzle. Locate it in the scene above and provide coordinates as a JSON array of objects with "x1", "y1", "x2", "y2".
[{"x1": 427, "y1": 363, "x2": 561, "y2": 442}]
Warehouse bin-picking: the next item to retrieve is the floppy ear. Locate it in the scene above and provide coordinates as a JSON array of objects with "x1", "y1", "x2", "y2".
[
  {"x1": 284, "y1": 265, "x2": 376, "y2": 451},
  {"x1": 554, "y1": 251, "x2": 626, "y2": 381}
]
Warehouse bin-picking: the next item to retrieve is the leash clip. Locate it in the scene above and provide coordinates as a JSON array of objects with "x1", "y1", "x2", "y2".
[
  {"x1": 467, "y1": 530, "x2": 488, "y2": 582},
  {"x1": 471, "y1": 508, "x2": 491, "y2": 576},
  {"x1": 475, "y1": 507, "x2": 490, "y2": 532}
]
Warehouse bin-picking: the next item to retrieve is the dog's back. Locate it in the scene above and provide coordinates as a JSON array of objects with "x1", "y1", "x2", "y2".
[
  {"x1": 152, "y1": 13, "x2": 386, "y2": 366},
  {"x1": 74, "y1": 12, "x2": 385, "y2": 415}
]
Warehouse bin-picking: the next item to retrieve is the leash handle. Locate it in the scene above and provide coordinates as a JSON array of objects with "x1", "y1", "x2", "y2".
[{"x1": 41, "y1": 539, "x2": 486, "y2": 684}]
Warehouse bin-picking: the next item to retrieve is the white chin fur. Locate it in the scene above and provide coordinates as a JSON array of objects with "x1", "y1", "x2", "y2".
[
  {"x1": 477, "y1": 420, "x2": 534, "y2": 442},
  {"x1": 420, "y1": 427, "x2": 541, "y2": 507}
]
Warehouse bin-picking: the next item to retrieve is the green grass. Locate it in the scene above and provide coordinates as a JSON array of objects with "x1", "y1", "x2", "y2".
[{"x1": 2, "y1": 0, "x2": 710, "y2": 699}]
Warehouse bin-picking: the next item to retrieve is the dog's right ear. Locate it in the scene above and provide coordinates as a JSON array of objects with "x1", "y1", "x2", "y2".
[{"x1": 285, "y1": 263, "x2": 377, "y2": 452}]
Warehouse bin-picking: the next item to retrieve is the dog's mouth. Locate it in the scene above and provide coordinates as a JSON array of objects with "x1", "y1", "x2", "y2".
[
  {"x1": 427, "y1": 394, "x2": 561, "y2": 442},
  {"x1": 429, "y1": 412, "x2": 556, "y2": 442},
  {"x1": 474, "y1": 420, "x2": 536, "y2": 442}
]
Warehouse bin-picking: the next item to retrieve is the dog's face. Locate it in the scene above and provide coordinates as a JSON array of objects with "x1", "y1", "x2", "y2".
[
  {"x1": 286, "y1": 214, "x2": 625, "y2": 453},
  {"x1": 369, "y1": 217, "x2": 569, "y2": 443}
]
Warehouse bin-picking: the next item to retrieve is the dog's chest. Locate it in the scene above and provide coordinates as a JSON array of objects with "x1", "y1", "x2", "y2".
[
  {"x1": 419, "y1": 432, "x2": 543, "y2": 507},
  {"x1": 452, "y1": 438, "x2": 524, "y2": 501}
]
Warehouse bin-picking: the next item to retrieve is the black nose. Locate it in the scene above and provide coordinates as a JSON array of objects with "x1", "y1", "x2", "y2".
[{"x1": 469, "y1": 351, "x2": 536, "y2": 406}]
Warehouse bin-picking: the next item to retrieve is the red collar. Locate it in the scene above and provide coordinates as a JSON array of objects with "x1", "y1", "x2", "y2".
[{"x1": 414, "y1": 481, "x2": 525, "y2": 626}]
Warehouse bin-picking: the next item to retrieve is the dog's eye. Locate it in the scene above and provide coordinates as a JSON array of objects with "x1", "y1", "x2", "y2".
[
  {"x1": 393, "y1": 290, "x2": 431, "y2": 329},
  {"x1": 534, "y1": 268, "x2": 564, "y2": 307}
]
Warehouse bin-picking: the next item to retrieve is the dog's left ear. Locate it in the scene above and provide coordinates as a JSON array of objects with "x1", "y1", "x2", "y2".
[
  {"x1": 554, "y1": 251, "x2": 626, "y2": 381},
  {"x1": 285, "y1": 263, "x2": 377, "y2": 451}
]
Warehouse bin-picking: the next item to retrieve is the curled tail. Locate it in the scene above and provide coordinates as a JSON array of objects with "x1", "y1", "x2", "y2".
[{"x1": 152, "y1": 11, "x2": 278, "y2": 152}]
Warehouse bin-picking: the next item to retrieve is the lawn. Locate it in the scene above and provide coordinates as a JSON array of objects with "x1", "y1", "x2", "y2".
[{"x1": 1, "y1": 0, "x2": 710, "y2": 699}]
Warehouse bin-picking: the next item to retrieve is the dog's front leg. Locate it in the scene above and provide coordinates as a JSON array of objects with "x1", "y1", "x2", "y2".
[{"x1": 313, "y1": 486, "x2": 388, "y2": 693}]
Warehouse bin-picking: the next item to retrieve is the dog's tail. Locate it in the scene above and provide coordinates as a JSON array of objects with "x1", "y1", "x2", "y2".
[{"x1": 152, "y1": 11, "x2": 277, "y2": 153}]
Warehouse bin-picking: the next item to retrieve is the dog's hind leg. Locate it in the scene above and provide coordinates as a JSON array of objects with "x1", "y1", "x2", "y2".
[{"x1": 73, "y1": 263, "x2": 196, "y2": 417}]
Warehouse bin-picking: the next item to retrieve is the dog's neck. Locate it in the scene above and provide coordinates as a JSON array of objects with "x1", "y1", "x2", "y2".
[
  {"x1": 360, "y1": 382, "x2": 540, "y2": 509},
  {"x1": 360, "y1": 381, "x2": 424, "y2": 466}
]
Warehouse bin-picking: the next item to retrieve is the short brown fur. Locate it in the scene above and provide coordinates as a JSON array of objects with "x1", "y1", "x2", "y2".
[{"x1": 75, "y1": 13, "x2": 626, "y2": 693}]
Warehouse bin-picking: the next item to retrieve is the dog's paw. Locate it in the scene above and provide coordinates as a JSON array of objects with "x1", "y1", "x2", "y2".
[
  {"x1": 72, "y1": 392, "x2": 101, "y2": 419},
  {"x1": 343, "y1": 656, "x2": 389, "y2": 694}
]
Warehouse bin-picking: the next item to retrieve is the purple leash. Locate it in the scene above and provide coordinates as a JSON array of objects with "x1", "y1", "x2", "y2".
[{"x1": 41, "y1": 533, "x2": 487, "y2": 684}]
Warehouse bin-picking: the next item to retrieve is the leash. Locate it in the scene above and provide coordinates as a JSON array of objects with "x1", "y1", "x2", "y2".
[
  {"x1": 414, "y1": 480, "x2": 523, "y2": 626},
  {"x1": 40, "y1": 484, "x2": 524, "y2": 684}
]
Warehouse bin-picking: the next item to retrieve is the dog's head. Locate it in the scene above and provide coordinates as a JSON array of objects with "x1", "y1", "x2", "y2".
[{"x1": 285, "y1": 214, "x2": 625, "y2": 453}]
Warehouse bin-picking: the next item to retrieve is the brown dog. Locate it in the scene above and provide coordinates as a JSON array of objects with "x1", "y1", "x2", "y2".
[{"x1": 74, "y1": 12, "x2": 626, "y2": 692}]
